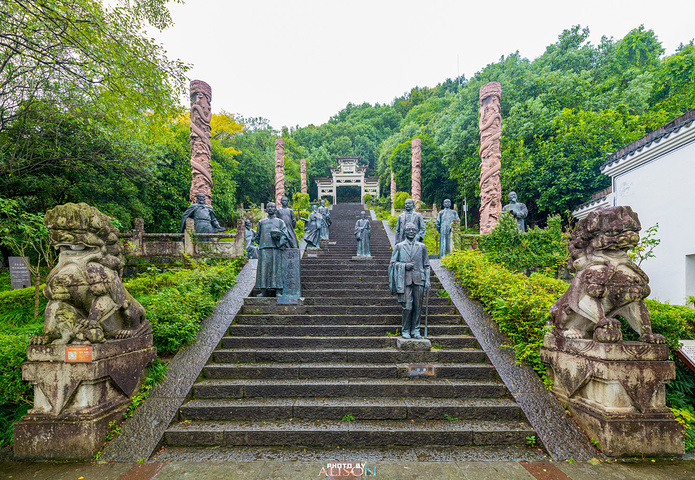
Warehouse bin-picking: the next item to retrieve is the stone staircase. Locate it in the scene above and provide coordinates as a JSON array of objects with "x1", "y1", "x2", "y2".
[{"x1": 161, "y1": 203, "x2": 536, "y2": 454}]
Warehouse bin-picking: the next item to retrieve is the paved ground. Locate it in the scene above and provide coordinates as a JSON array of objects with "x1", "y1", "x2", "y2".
[{"x1": 1, "y1": 458, "x2": 694, "y2": 479}]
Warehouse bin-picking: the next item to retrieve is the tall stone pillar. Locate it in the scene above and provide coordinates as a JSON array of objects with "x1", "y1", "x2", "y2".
[
  {"x1": 300, "y1": 158, "x2": 307, "y2": 194},
  {"x1": 189, "y1": 80, "x2": 213, "y2": 205},
  {"x1": 390, "y1": 171, "x2": 397, "y2": 215},
  {"x1": 411, "y1": 138, "x2": 422, "y2": 208},
  {"x1": 275, "y1": 138, "x2": 285, "y2": 205},
  {"x1": 478, "y1": 82, "x2": 502, "y2": 234}
]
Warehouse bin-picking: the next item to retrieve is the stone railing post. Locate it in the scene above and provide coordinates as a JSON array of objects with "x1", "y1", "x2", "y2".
[
  {"x1": 184, "y1": 218, "x2": 195, "y2": 256},
  {"x1": 234, "y1": 217, "x2": 245, "y2": 257},
  {"x1": 132, "y1": 218, "x2": 144, "y2": 256}
]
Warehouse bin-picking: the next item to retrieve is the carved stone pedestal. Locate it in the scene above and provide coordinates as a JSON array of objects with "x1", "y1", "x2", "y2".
[
  {"x1": 541, "y1": 334, "x2": 684, "y2": 456},
  {"x1": 278, "y1": 248, "x2": 301, "y2": 298},
  {"x1": 14, "y1": 336, "x2": 156, "y2": 459},
  {"x1": 395, "y1": 338, "x2": 431, "y2": 352}
]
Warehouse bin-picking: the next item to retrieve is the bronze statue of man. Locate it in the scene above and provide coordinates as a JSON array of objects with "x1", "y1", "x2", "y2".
[
  {"x1": 354, "y1": 211, "x2": 371, "y2": 257},
  {"x1": 501, "y1": 191, "x2": 528, "y2": 231},
  {"x1": 389, "y1": 222, "x2": 431, "y2": 339},
  {"x1": 318, "y1": 201, "x2": 331, "y2": 240},
  {"x1": 276, "y1": 196, "x2": 298, "y2": 248},
  {"x1": 302, "y1": 205, "x2": 323, "y2": 249},
  {"x1": 435, "y1": 199, "x2": 460, "y2": 258},
  {"x1": 253, "y1": 202, "x2": 291, "y2": 297},
  {"x1": 245, "y1": 219, "x2": 258, "y2": 259},
  {"x1": 180, "y1": 192, "x2": 225, "y2": 234},
  {"x1": 395, "y1": 198, "x2": 426, "y2": 243}
]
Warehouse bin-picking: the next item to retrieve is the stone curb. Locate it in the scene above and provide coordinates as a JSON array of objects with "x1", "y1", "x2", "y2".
[
  {"x1": 100, "y1": 259, "x2": 258, "y2": 462},
  {"x1": 432, "y1": 259, "x2": 601, "y2": 461}
]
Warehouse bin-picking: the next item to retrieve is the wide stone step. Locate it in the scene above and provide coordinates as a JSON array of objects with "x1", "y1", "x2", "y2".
[
  {"x1": 231, "y1": 314, "x2": 463, "y2": 326},
  {"x1": 203, "y1": 361, "x2": 492, "y2": 380},
  {"x1": 192, "y1": 378, "x2": 508, "y2": 399},
  {"x1": 242, "y1": 296, "x2": 453, "y2": 307},
  {"x1": 220, "y1": 335, "x2": 477, "y2": 349},
  {"x1": 178, "y1": 397, "x2": 523, "y2": 421},
  {"x1": 233, "y1": 314, "x2": 463, "y2": 326},
  {"x1": 300, "y1": 287, "x2": 442, "y2": 297},
  {"x1": 164, "y1": 419, "x2": 534, "y2": 447},
  {"x1": 212, "y1": 348, "x2": 487, "y2": 364},
  {"x1": 239, "y1": 304, "x2": 457, "y2": 315},
  {"x1": 227, "y1": 324, "x2": 470, "y2": 337}
]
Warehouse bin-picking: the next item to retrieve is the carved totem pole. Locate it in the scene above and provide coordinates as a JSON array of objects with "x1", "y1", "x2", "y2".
[
  {"x1": 189, "y1": 80, "x2": 213, "y2": 205},
  {"x1": 411, "y1": 138, "x2": 421, "y2": 208},
  {"x1": 478, "y1": 82, "x2": 502, "y2": 234},
  {"x1": 275, "y1": 138, "x2": 285, "y2": 205},
  {"x1": 300, "y1": 158, "x2": 308, "y2": 194},
  {"x1": 390, "y1": 171, "x2": 397, "y2": 215}
]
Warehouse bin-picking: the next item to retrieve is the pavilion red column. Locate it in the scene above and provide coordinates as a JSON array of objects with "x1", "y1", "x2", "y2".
[
  {"x1": 478, "y1": 82, "x2": 502, "y2": 234},
  {"x1": 189, "y1": 80, "x2": 213, "y2": 204},
  {"x1": 275, "y1": 138, "x2": 285, "y2": 205}
]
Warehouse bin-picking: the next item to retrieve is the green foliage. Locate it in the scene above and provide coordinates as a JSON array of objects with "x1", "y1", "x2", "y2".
[
  {"x1": 526, "y1": 435, "x2": 537, "y2": 447},
  {"x1": 444, "y1": 413, "x2": 458, "y2": 421},
  {"x1": 393, "y1": 192, "x2": 411, "y2": 210},
  {"x1": 363, "y1": 193, "x2": 373, "y2": 207},
  {"x1": 477, "y1": 213, "x2": 569, "y2": 277},
  {"x1": 388, "y1": 215, "x2": 398, "y2": 232},
  {"x1": 628, "y1": 223, "x2": 660, "y2": 267},
  {"x1": 0, "y1": 333, "x2": 33, "y2": 446},
  {"x1": 292, "y1": 193, "x2": 311, "y2": 211},
  {"x1": 672, "y1": 406, "x2": 695, "y2": 452},
  {"x1": 341, "y1": 413, "x2": 355, "y2": 422},
  {"x1": 127, "y1": 258, "x2": 243, "y2": 354},
  {"x1": 442, "y1": 249, "x2": 568, "y2": 377}
]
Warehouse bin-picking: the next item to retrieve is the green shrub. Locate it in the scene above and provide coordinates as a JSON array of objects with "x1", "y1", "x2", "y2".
[
  {"x1": 477, "y1": 213, "x2": 569, "y2": 277},
  {"x1": 0, "y1": 333, "x2": 33, "y2": 446},
  {"x1": 363, "y1": 194, "x2": 373, "y2": 207},
  {"x1": 292, "y1": 192, "x2": 310, "y2": 211},
  {"x1": 388, "y1": 214, "x2": 397, "y2": 231},
  {"x1": 0, "y1": 286, "x2": 47, "y2": 334},
  {"x1": 442, "y1": 249, "x2": 568, "y2": 378},
  {"x1": 393, "y1": 192, "x2": 411, "y2": 210}
]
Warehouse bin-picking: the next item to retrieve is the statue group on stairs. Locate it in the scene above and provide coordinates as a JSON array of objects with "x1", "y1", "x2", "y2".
[{"x1": 302, "y1": 203, "x2": 331, "y2": 249}]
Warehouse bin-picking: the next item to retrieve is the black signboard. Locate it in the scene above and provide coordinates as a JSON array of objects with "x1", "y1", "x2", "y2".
[{"x1": 9, "y1": 256, "x2": 32, "y2": 290}]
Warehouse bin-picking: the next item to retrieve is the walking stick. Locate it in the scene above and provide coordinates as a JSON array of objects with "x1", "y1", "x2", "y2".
[{"x1": 424, "y1": 285, "x2": 430, "y2": 339}]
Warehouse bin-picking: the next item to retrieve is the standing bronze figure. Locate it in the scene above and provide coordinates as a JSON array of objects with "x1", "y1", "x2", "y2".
[
  {"x1": 302, "y1": 205, "x2": 323, "y2": 249},
  {"x1": 389, "y1": 222, "x2": 431, "y2": 339},
  {"x1": 254, "y1": 202, "x2": 292, "y2": 297},
  {"x1": 181, "y1": 192, "x2": 225, "y2": 235},
  {"x1": 435, "y1": 199, "x2": 460, "y2": 257},
  {"x1": 318, "y1": 202, "x2": 331, "y2": 240},
  {"x1": 276, "y1": 196, "x2": 299, "y2": 248},
  {"x1": 354, "y1": 211, "x2": 371, "y2": 257},
  {"x1": 395, "y1": 198, "x2": 426, "y2": 243}
]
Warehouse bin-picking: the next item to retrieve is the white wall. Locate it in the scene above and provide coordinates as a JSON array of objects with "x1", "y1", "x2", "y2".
[{"x1": 611, "y1": 136, "x2": 695, "y2": 304}]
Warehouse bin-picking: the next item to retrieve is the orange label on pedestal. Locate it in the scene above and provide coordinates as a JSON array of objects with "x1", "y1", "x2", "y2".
[{"x1": 65, "y1": 346, "x2": 93, "y2": 362}]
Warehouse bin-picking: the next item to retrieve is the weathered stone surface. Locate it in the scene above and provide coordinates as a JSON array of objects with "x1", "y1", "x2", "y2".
[
  {"x1": 33, "y1": 203, "x2": 150, "y2": 346},
  {"x1": 189, "y1": 80, "x2": 213, "y2": 204},
  {"x1": 274, "y1": 138, "x2": 285, "y2": 204},
  {"x1": 395, "y1": 338, "x2": 432, "y2": 351},
  {"x1": 479, "y1": 81, "x2": 502, "y2": 234},
  {"x1": 550, "y1": 206, "x2": 665, "y2": 345},
  {"x1": 300, "y1": 158, "x2": 307, "y2": 194},
  {"x1": 541, "y1": 341, "x2": 684, "y2": 456},
  {"x1": 411, "y1": 138, "x2": 421, "y2": 206}
]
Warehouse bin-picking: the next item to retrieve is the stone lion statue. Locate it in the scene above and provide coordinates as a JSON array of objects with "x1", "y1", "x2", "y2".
[
  {"x1": 549, "y1": 206, "x2": 665, "y2": 344},
  {"x1": 30, "y1": 203, "x2": 150, "y2": 345}
]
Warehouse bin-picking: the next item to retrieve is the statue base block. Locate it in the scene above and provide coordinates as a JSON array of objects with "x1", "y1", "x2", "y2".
[
  {"x1": 395, "y1": 338, "x2": 431, "y2": 351},
  {"x1": 541, "y1": 334, "x2": 684, "y2": 456},
  {"x1": 14, "y1": 336, "x2": 156, "y2": 460}
]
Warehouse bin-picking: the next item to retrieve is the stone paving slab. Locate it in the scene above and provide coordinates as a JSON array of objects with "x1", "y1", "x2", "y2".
[
  {"x1": 2, "y1": 459, "x2": 693, "y2": 479},
  {"x1": 99, "y1": 259, "x2": 258, "y2": 462},
  {"x1": 432, "y1": 259, "x2": 600, "y2": 461}
]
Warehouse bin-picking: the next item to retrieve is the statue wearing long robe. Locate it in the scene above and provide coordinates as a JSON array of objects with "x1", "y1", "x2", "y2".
[
  {"x1": 276, "y1": 205, "x2": 299, "y2": 248},
  {"x1": 436, "y1": 205, "x2": 460, "y2": 258},
  {"x1": 253, "y1": 215, "x2": 291, "y2": 291},
  {"x1": 318, "y1": 205, "x2": 331, "y2": 240},
  {"x1": 303, "y1": 209, "x2": 323, "y2": 248},
  {"x1": 354, "y1": 216, "x2": 371, "y2": 257}
]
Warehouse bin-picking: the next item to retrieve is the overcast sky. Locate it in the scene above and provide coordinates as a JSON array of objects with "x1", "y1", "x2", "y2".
[{"x1": 149, "y1": 0, "x2": 694, "y2": 130}]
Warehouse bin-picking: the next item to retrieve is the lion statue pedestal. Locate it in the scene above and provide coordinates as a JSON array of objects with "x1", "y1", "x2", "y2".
[
  {"x1": 540, "y1": 206, "x2": 683, "y2": 456},
  {"x1": 13, "y1": 203, "x2": 156, "y2": 460}
]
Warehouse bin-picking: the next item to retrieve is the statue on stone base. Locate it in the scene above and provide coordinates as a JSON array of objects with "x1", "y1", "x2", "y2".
[
  {"x1": 245, "y1": 219, "x2": 258, "y2": 259},
  {"x1": 254, "y1": 202, "x2": 291, "y2": 297},
  {"x1": 435, "y1": 199, "x2": 460, "y2": 258},
  {"x1": 181, "y1": 192, "x2": 225, "y2": 236},
  {"x1": 354, "y1": 211, "x2": 371, "y2": 257},
  {"x1": 389, "y1": 222, "x2": 431, "y2": 339},
  {"x1": 549, "y1": 206, "x2": 665, "y2": 344},
  {"x1": 31, "y1": 203, "x2": 150, "y2": 345},
  {"x1": 501, "y1": 191, "x2": 528, "y2": 231},
  {"x1": 302, "y1": 205, "x2": 323, "y2": 249},
  {"x1": 276, "y1": 196, "x2": 299, "y2": 248},
  {"x1": 318, "y1": 201, "x2": 331, "y2": 240},
  {"x1": 395, "y1": 198, "x2": 426, "y2": 244}
]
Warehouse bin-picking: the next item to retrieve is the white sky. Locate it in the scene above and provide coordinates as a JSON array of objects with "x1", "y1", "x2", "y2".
[{"x1": 149, "y1": 0, "x2": 695, "y2": 130}]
